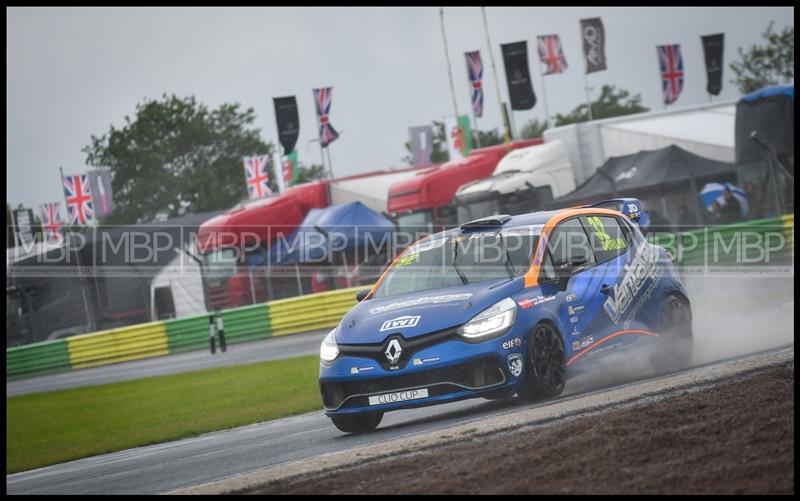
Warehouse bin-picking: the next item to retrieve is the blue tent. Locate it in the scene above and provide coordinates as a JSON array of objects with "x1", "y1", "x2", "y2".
[
  {"x1": 269, "y1": 201, "x2": 395, "y2": 265},
  {"x1": 740, "y1": 85, "x2": 794, "y2": 103}
]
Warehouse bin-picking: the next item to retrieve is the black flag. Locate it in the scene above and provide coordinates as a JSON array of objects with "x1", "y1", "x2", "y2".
[
  {"x1": 273, "y1": 96, "x2": 299, "y2": 153},
  {"x1": 500, "y1": 41, "x2": 536, "y2": 111},
  {"x1": 580, "y1": 17, "x2": 607, "y2": 74},
  {"x1": 701, "y1": 33, "x2": 724, "y2": 96}
]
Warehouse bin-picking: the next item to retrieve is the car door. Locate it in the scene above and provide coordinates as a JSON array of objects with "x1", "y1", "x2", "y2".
[
  {"x1": 537, "y1": 217, "x2": 604, "y2": 364},
  {"x1": 577, "y1": 214, "x2": 649, "y2": 360}
]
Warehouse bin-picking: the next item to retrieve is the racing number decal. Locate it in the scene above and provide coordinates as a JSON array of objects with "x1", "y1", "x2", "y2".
[{"x1": 586, "y1": 216, "x2": 625, "y2": 251}]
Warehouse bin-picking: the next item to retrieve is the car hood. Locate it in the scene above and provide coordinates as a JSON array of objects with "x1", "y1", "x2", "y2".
[{"x1": 337, "y1": 278, "x2": 524, "y2": 344}]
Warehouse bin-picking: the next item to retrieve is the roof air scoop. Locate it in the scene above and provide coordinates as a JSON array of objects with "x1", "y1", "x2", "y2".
[{"x1": 460, "y1": 214, "x2": 512, "y2": 230}]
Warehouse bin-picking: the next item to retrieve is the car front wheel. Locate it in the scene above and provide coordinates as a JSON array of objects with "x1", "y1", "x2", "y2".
[
  {"x1": 517, "y1": 323, "x2": 566, "y2": 401},
  {"x1": 651, "y1": 294, "x2": 693, "y2": 372}
]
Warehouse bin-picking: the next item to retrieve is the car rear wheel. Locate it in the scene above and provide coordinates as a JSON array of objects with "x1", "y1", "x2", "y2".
[
  {"x1": 330, "y1": 411, "x2": 383, "y2": 434},
  {"x1": 517, "y1": 323, "x2": 566, "y2": 401},
  {"x1": 651, "y1": 294, "x2": 693, "y2": 372}
]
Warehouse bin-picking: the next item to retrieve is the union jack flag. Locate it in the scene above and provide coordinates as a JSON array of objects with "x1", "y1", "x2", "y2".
[
  {"x1": 657, "y1": 44, "x2": 684, "y2": 105},
  {"x1": 40, "y1": 202, "x2": 64, "y2": 243},
  {"x1": 465, "y1": 51, "x2": 483, "y2": 117},
  {"x1": 243, "y1": 155, "x2": 273, "y2": 200},
  {"x1": 537, "y1": 35, "x2": 568, "y2": 75},
  {"x1": 63, "y1": 173, "x2": 94, "y2": 225},
  {"x1": 313, "y1": 87, "x2": 340, "y2": 147}
]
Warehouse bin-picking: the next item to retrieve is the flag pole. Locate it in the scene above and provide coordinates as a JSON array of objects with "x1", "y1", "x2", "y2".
[
  {"x1": 439, "y1": 8, "x2": 461, "y2": 123},
  {"x1": 482, "y1": 7, "x2": 510, "y2": 145},
  {"x1": 325, "y1": 146, "x2": 334, "y2": 179},
  {"x1": 539, "y1": 62, "x2": 551, "y2": 127},
  {"x1": 580, "y1": 36, "x2": 594, "y2": 121},
  {"x1": 472, "y1": 113, "x2": 481, "y2": 148}
]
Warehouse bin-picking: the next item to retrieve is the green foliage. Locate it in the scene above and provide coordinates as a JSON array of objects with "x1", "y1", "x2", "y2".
[
  {"x1": 403, "y1": 121, "x2": 512, "y2": 164},
  {"x1": 6, "y1": 354, "x2": 321, "y2": 473},
  {"x1": 554, "y1": 85, "x2": 649, "y2": 126},
  {"x1": 296, "y1": 163, "x2": 328, "y2": 184},
  {"x1": 730, "y1": 22, "x2": 794, "y2": 94},
  {"x1": 519, "y1": 119, "x2": 549, "y2": 140},
  {"x1": 472, "y1": 127, "x2": 505, "y2": 148},
  {"x1": 83, "y1": 94, "x2": 274, "y2": 224}
]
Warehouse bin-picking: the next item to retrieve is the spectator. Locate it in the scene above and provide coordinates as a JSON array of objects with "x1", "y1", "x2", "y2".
[
  {"x1": 718, "y1": 187, "x2": 743, "y2": 224},
  {"x1": 677, "y1": 203, "x2": 697, "y2": 231},
  {"x1": 709, "y1": 200, "x2": 722, "y2": 224},
  {"x1": 647, "y1": 209, "x2": 673, "y2": 234},
  {"x1": 744, "y1": 182, "x2": 763, "y2": 220}
]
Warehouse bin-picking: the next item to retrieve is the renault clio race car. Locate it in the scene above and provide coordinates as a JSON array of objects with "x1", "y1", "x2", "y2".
[{"x1": 319, "y1": 199, "x2": 693, "y2": 433}]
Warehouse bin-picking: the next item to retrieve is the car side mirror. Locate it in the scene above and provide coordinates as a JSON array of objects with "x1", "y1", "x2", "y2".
[
  {"x1": 554, "y1": 251, "x2": 587, "y2": 291},
  {"x1": 355, "y1": 289, "x2": 370, "y2": 302}
]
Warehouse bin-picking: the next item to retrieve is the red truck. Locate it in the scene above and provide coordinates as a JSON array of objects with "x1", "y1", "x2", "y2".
[
  {"x1": 196, "y1": 165, "x2": 436, "y2": 310},
  {"x1": 387, "y1": 138, "x2": 543, "y2": 234}
]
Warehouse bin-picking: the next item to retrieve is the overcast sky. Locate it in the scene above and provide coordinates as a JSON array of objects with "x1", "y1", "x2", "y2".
[{"x1": 6, "y1": 6, "x2": 794, "y2": 213}]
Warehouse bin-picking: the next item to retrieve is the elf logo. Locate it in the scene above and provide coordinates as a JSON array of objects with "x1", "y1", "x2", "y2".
[{"x1": 380, "y1": 315, "x2": 421, "y2": 332}]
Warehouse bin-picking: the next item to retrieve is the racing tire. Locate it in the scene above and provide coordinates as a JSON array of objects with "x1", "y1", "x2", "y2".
[
  {"x1": 651, "y1": 294, "x2": 693, "y2": 373},
  {"x1": 330, "y1": 412, "x2": 383, "y2": 434},
  {"x1": 517, "y1": 323, "x2": 567, "y2": 401}
]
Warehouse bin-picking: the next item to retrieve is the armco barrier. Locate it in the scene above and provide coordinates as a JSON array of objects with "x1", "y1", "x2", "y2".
[
  {"x1": 648, "y1": 216, "x2": 793, "y2": 268},
  {"x1": 164, "y1": 314, "x2": 212, "y2": 354},
  {"x1": 267, "y1": 286, "x2": 362, "y2": 337},
  {"x1": 7, "y1": 216, "x2": 792, "y2": 380},
  {"x1": 221, "y1": 303, "x2": 271, "y2": 344},
  {"x1": 6, "y1": 339, "x2": 72, "y2": 379},
  {"x1": 67, "y1": 321, "x2": 169, "y2": 369}
]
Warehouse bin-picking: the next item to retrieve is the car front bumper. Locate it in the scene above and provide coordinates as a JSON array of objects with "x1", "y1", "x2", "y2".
[{"x1": 319, "y1": 324, "x2": 529, "y2": 416}]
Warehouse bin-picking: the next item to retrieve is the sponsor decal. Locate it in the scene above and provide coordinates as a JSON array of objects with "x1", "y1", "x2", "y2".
[
  {"x1": 571, "y1": 336, "x2": 593, "y2": 352},
  {"x1": 368, "y1": 388, "x2": 429, "y2": 406},
  {"x1": 569, "y1": 316, "x2": 579, "y2": 324},
  {"x1": 566, "y1": 293, "x2": 577, "y2": 302},
  {"x1": 572, "y1": 340, "x2": 581, "y2": 351},
  {"x1": 384, "y1": 338, "x2": 403, "y2": 365},
  {"x1": 571, "y1": 325, "x2": 580, "y2": 337},
  {"x1": 380, "y1": 315, "x2": 421, "y2": 332},
  {"x1": 502, "y1": 337, "x2": 522, "y2": 350},
  {"x1": 350, "y1": 366, "x2": 375, "y2": 374},
  {"x1": 414, "y1": 356, "x2": 441, "y2": 366},
  {"x1": 369, "y1": 293, "x2": 473, "y2": 315},
  {"x1": 603, "y1": 243, "x2": 660, "y2": 324},
  {"x1": 507, "y1": 353, "x2": 524, "y2": 377},
  {"x1": 518, "y1": 294, "x2": 556, "y2": 309},
  {"x1": 568, "y1": 304, "x2": 585, "y2": 315}
]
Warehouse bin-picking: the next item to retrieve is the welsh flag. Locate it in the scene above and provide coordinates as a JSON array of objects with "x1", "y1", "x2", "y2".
[
  {"x1": 283, "y1": 150, "x2": 300, "y2": 187},
  {"x1": 445, "y1": 115, "x2": 474, "y2": 160}
]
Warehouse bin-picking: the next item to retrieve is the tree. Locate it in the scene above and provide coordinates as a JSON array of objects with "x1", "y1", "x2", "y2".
[
  {"x1": 473, "y1": 128, "x2": 505, "y2": 148},
  {"x1": 295, "y1": 163, "x2": 328, "y2": 184},
  {"x1": 402, "y1": 121, "x2": 449, "y2": 165},
  {"x1": 553, "y1": 85, "x2": 649, "y2": 126},
  {"x1": 730, "y1": 22, "x2": 794, "y2": 94},
  {"x1": 83, "y1": 94, "x2": 275, "y2": 224},
  {"x1": 519, "y1": 119, "x2": 549, "y2": 140},
  {"x1": 402, "y1": 121, "x2": 512, "y2": 164}
]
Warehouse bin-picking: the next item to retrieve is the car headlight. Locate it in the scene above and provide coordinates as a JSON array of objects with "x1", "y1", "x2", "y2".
[
  {"x1": 458, "y1": 297, "x2": 517, "y2": 339},
  {"x1": 320, "y1": 328, "x2": 340, "y2": 362}
]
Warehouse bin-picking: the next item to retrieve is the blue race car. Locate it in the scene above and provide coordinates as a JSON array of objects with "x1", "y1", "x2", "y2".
[{"x1": 319, "y1": 199, "x2": 693, "y2": 433}]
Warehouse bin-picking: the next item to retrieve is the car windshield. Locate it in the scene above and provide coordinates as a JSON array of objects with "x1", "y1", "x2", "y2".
[
  {"x1": 371, "y1": 226, "x2": 542, "y2": 299},
  {"x1": 457, "y1": 198, "x2": 500, "y2": 224},
  {"x1": 201, "y1": 248, "x2": 238, "y2": 285}
]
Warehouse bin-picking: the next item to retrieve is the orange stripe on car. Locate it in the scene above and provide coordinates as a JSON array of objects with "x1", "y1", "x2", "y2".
[
  {"x1": 524, "y1": 207, "x2": 627, "y2": 288},
  {"x1": 566, "y1": 329, "x2": 660, "y2": 366}
]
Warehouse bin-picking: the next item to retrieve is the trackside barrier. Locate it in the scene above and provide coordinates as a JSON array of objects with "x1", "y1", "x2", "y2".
[
  {"x1": 6, "y1": 339, "x2": 71, "y2": 379},
  {"x1": 67, "y1": 321, "x2": 169, "y2": 370},
  {"x1": 648, "y1": 216, "x2": 794, "y2": 268},
  {"x1": 266, "y1": 286, "x2": 362, "y2": 337},
  {"x1": 7, "y1": 216, "x2": 792, "y2": 380}
]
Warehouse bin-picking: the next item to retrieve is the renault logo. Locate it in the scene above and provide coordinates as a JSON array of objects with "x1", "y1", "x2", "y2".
[{"x1": 385, "y1": 338, "x2": 402, "y2": 365}]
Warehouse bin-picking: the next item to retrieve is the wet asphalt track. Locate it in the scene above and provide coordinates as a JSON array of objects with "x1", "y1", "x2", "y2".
[{"x1": 6, "y1": 276, "x2": 794, "y2": 494}]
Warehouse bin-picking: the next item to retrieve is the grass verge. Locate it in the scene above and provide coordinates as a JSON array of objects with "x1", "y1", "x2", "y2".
[{"x1": 6, "y1": 354, "x2": 322, "y2": 474}]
